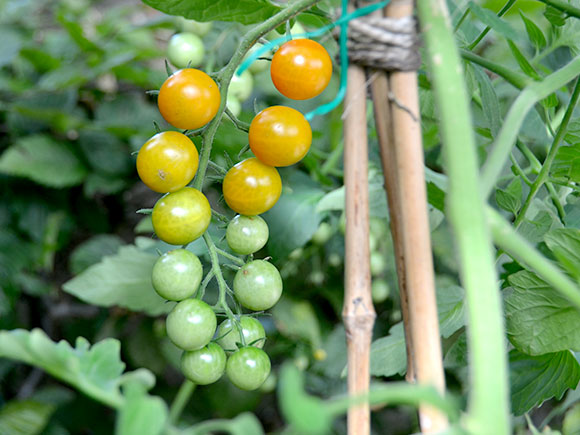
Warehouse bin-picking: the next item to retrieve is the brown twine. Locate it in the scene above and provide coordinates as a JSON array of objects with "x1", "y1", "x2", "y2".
[{"x1": 344, "y1": 16, "x2": 421, "y2": 71}]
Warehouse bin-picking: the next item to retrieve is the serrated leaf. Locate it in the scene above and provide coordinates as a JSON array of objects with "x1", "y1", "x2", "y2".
[
  {"x1": 518, "y1": 210, "x2": 556, "y2": 244},
  {"x1": 544, "y1": 5, "x2": 567, "y2": 27},
  {"x1": 552, "y1": 144, "x2": 580, "y2": 183},
  {"x1": 505, "y1": 271, "x2": 580, "y2": 355},
  {"x1": 0, "y1": 400, "x2": 55, "y2": 435},
  {"x1": 62, "y1": 245, "x2": 173, "y2": 316},
  {"x1": 370, "y1": 323, "x2": 407, "y2": 377},
  {"x1": 0, "y1": 329, "x2": 126, "y2": 408},
  {"x1": 69, "y1": 234, "x2": 126, "y2": 275},
  {"x1": 263, "y1": 170, "x2": 324, "y2": 259},
  {"x1": 496, "y1": 178, "x2": 522, "y2": 215},
  {"x1": 520, "y1": 12, "x2": 547, "y2": 50},
  {"x1": 510, "y1": 349, "x2": 580, "y2": 415},
  {"x1": 142, "y1": 0, "x2": 282, "y2": 25},
  {"x1": 437, "y1": 285, "x2": 466, "y2": 338},
  {"x1": 471, "y1": 64, "x2": 501, "y2": 136},
  {"x1": 507, "y1": 40, "x2": 541, "y2": 80},
  {"x1": 544, "y1": 228, "x2": 580, "y2": 280},
  {"x1": 272, "y1": 297, "x2": 322, "y2": 348},
  {"x1": 469, "y1": 2, "x2": 520, "y2": 41},
  {"x1": 0, "y1": 135, "x2": 88, "y2": 187}
]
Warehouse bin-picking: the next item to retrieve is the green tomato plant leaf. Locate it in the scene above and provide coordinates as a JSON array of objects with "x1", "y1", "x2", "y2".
[
  {"x1": 69, "y1": 234, "x2": 126, "y2": 275},
  {"x1": 519, "y1": 11, "x2": 547, "y2": 51},
  {"x1": 0, "y1": 400, "x2": 56, "y2": 435},
  {"x1": 507, "y1": 40, "x2": 541, "y2": 80},
  {"x1": 272, "y1": 297, "x2": 322, "y2": 349},
  {"x1": 437, "y1": 284, "x2": 466, "y2": 338},
  {"x1": 142, "y1": 0, "x2": 282, "y2": 25},
  {"x1": 509, "y1": 349, "x2": 580, "y2": 416},
  {"x1": 0, "y1": 135, "x2": 88, "y2": 188},
  {"x1": 370, "y1": 322, "x2": 407, "y2": 377},
  {"x1": 0, "y1": 328, "x2": 156, "y2": 410},
  {"x1": 263, "y1": 170, "x2": 324, "y2": 259},
  {"x1": 496, "y1": 178, "x2": 522, "y2": 215},
  {"x1": 552, "y1": 144, "x2": 580, "y2": 183},
  {"x1": 504, "y1": 271, "x2": 580, "y2": 355},
  {"x1": 544, "y1": 228, "x2": 580, "y2": 280},
  {"x1": 62, "y1": 244, "x2": 173, "y2": 316},
  {"x1": 116, "y1": 381, "x2": 167, "y2": 435},
  {"x1": 468, "y1": 2, "x2": 520, "y2": 41}
]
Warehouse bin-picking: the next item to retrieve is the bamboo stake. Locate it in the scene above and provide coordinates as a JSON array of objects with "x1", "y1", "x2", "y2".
[
  {"x1": 343, "y1": 63, "x2": 376, "y2": 435},
  {"x1": 374, "y1": 0, "x2": 448, "y2": 432},
  {"x1": 368, "y1": 21, "x2": 415, "y2": 385}
]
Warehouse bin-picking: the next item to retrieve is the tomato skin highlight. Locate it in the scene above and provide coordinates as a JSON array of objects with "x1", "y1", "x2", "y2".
[
  {"x1": 152, "y1": 187, "x2": 212, "y2": 245},
  {"x1": 151, "y1": 249, "x2": 203, "y2": 301},
  {"x1": 158, "y1": 68, "x2": 221, "y2": 130},
  {"x1": 249, "y1": 106, "x2": 312, "y2": 167},
  {"x1": 166, "y1": 298, "x2": 217, "y2": 351},
  {"x1": 136, "y1": 131, "x2": 199, "y2": 193},
  {"x1": 222, "y1": 158, "x2": 282, "y2": 216},
  {"x1": 181, "y1": 342, "x2": 226, "y2": 385},
  {"x1": 226, "y1": 347, "x2": 271, "y2": 391},
  {"x1": 270, "y1": 39, "x2": 332, "y2": 100}
]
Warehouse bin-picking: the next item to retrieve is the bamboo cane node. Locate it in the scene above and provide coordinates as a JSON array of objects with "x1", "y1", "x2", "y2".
[{"x1": 340, "y1": 16, "x2": 421, "y2": 71}]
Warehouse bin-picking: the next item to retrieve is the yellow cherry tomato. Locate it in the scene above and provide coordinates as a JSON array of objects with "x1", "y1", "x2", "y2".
[
  {"x1": 249, "y1": 106, "x2": 312, "y2": 167},
  {"x1": 222, "y1": 158, "x2": 282, "y2": 216},
  {"x1": 152, "y1": 187, "x2": 211, "y2": 245},
  {"x1": 158, "y1": 68, "x2": 221, "y2": 130},
  {"x1": 270, "y1": 39, "x2": 332, "y2": 100},
  {"x1": 136, "y1": 131, "x2": 199, "y2": 193}
]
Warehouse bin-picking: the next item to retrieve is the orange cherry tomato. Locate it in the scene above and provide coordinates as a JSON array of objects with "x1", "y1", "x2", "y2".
[
  {"x1": 270, "y1": 39, "x2": 332, "y2": 100},
  {"x1": 158, "y1": 68, "x2": 221, "y2": 130},
  {"x1": 136, "y1": 131, "x2": 199, "y2": 193},
  {"x1": 249, "y1": 106, "x2": 312, "y2": 167},
  {"x1": 152, "y1": 187, "x2": 211, "y2": 245},
  {"x1": 222, "y1": 158, "x2": 282, "y2": 216}
]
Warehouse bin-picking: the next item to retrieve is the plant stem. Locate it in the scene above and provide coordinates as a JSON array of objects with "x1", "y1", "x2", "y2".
[
  {"x1": 536, "y1": 0, "x2": 580, "y2": 18},
  {"x1": 509, "y1": 154, "x2": 532, "y2": 186},
  {"x1": 224, "y1": 107, "x2": 250, "y2": 132},
  {"x1": 417, "y1": 0, "x2": 510, "y2": 432},
  {"x1": 203, "y1": 233, "x2": 236, "y2": 320},
  {"x1": 512, "y1": 77, "x2": 580, "y2": 228},
  {"x1": 215, "y1": 247, "x2": 245, "y2": 266},
  {"x1": 192, "y1": 0, "x2": 322, "y2": 191},
  {"x1": 168, "y1": 380, "x2": 196, "y2": 425},
  {"x1": 480, "y1": 56, "x2": 580, "y2": 198},
  {"x1": 460, "y1": 49, "x2": 529, "y2": 89},
  {"x1": 487, "y1": 207, "x2": 580, "y2": 310},
  {"x1": 466, "y1": 0, "x2": 516, "y2": 50}
]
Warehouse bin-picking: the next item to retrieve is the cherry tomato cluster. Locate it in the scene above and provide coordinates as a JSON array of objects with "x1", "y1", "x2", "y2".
[{"x1": 135, "y1": 30, "x2": 332, "y2": 389}]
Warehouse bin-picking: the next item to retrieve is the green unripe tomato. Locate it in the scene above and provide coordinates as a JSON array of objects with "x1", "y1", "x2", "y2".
[
  {"x1": 328, "y1": 253, "x2": 342, "y2": 267},
  {"x1": 259, "y1": 371, "x2": 277, "y2": 393},
  {"x1": 288, "y1": 247, "x2": 303, "y2": 261},
  {"x1": 226, "y1": 347, "x2": 271, "y2": 391},
  {"x1": 372, "y1": 279, "x2": 390, "y2": 303},
  {"x1": 167, "y1": 33, "x2": 205, "y2": 69},
  {"x1": 181, "y1": 342, "x2": 226, "y2": 385},
  {"x1": 152, "y1": 249, "x2": 203, "y2": 301},
  {"x1": 226, "y1": 94, "x2": 242, "y2": 118},
  {"x1": 226, "y1": 215, "x2": 269, "y2": 255},
  {"x1": 229, "y1": 70, "x2": 253, "y2": 101},
  {"x1": 369, "y1": 232, "x2": 379, "y2": 252},
  {"x1": 370, "y1": 218, "x2": 387, "y2": 239},
  {"x1": 178, "y1": 17, "x2": 213, "y2": 37},
  {"x1": 311, "y1": 222, "x2": 332, "y2": 245},
  {"x1": 216, "y1": 316, "x2": 266, "y2": 354},
  {"x1": 370, "y1": 251, "x2": 388, "y2": 276},
  {"x1": 244, "y1": 43, "x2": 271, "y2": 74},
  {"x1": 233, "y1": 260, "x2": 283, "y2": 311},
  {"x1": 166, "y1": 299, "x2": 216, "y2": 350}
]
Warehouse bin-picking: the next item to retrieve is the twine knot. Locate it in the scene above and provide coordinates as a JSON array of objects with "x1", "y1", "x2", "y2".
[{"x1": 345, "y1": 16, "x2": 421, "y2": 71}]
